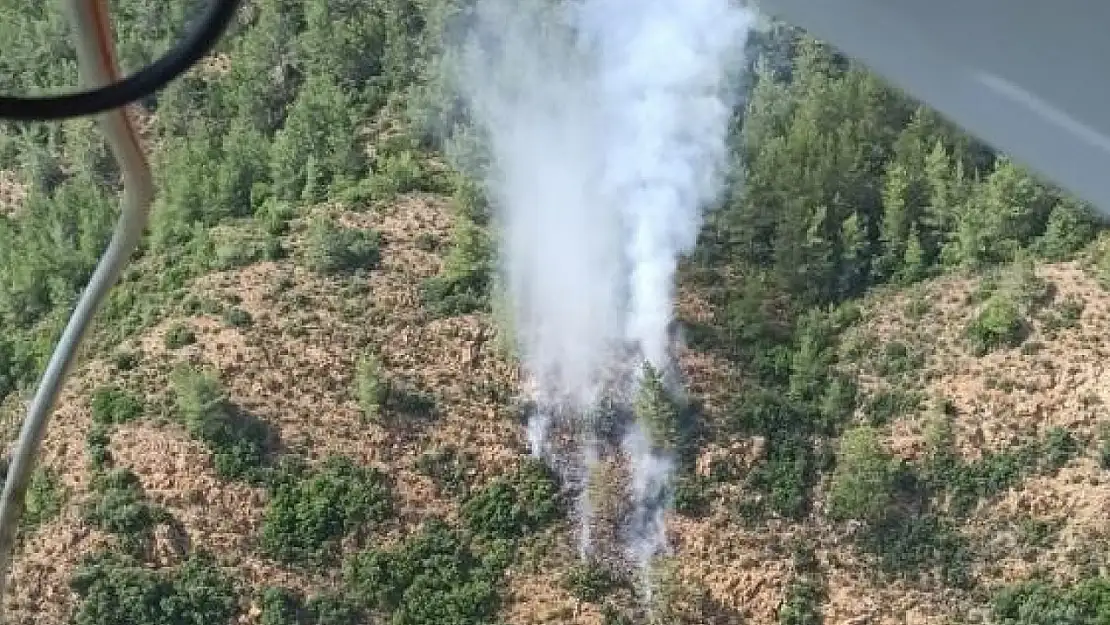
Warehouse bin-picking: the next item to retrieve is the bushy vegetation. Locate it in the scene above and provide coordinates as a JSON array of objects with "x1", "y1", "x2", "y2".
[
  {"x1": 70, "y1": 551, "x2": 238, "y2": 625},
  {"x1": 90, "y1": 385, "x2": 144, "y2": 425},
  {"x1": 258, "y1": 587, "x2": 364, "y2": 625},
  {"x1": 827, "y1": 426, "x2": 896, "y2": 524},
  {"x1": 992, "y1": 576, "x2": 1110, "y2": 625},
  {"x1": 163, "y1": 322, "x2": 197, "y2": 349},
  {"x1": 0, "y1": 2, "x2": 1104, "y2": 622},
  {"x1": 261, "y1": 456, "x2": 392, "y2": 566},
  {"x1": 305, "y1": 216, "x2": 382, "y2": 275},
  {"x1": 172, "y1": 366, "x2": 273, "y2": 482},
  {"x1": 83, "y1": 468, "x2": 172, "y2": 556},
  {"x1": 354, "y1": 351, "x2": 388, "y2": 421},
  {"x1": 343, "y1": 518, "x2": 507, "y2": 625},
  {"x1": 635, "y1": 364, "x2": 684, "y2": 453},
  {"x1": 561, "y1": 559, "x2": 622, "y2": 603},
  {"x1": 461, "y1": 458, "x2": 562, "y2": 540},
  {"x1": 21, "y1": 467, "x2": 65, "y2": 531}
]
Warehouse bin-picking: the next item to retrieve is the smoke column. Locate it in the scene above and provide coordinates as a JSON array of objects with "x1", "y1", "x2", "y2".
[{"x1": 454, "y1": 0, "x2": 752, "y2": 576}]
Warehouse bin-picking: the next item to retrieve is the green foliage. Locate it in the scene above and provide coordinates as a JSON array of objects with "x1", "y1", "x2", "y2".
[
  {"x1": 261, "y1": 456, "x2": 392, "y2": 566},
  {"x1": 90, "y1": 386, "x2": 144, "y2": 425},
  {"x1": 344, "y1": 518, "x2": 504, "y2": 625},
  {"x1": 634, "y1": 364, "x2": 683, "y2": 452},
  {"x1": 22, "y1": 467, "x2": 65, "y2": 531},
  {"x1": 461, "y1": 458, "x2": 562, "y2": 540},
  {"x1": 87, "y1": 423, "x2": 113, "y2": 470},
  {"x1": 1037, "y1": 198, "x2": 1098, "y2": 261},
  {"x1": 966, "y1": 292, "x2": 1027, "y2": 355},
  {"x1": 258, "y1": 587, "x2": 364, "y2": 625},
  {"x1": 163, "y1": 322, "x2": 197, "y2": 349},
  {"x1": 827, "y1": 426, "x2": 896, "y2": 523},
  {"x1": 862, "y1": 512, "x2": 971, "y2": 587},
  {"x1": 671, "y1": 472, "x2": 712, "y2": 518},
  {"x1": 561, "y1": 559, "x2": 621, "y2": 603},
  {"x1": 70, "y1": 550, "x2": 238, "y2": 625},
  {"x1": 992, "y1": 576, "x2": 1110, "y2": 625},
  {"x1": 224, "y1": 307, "x2": 254, "y2": 328},
  {"x1": 83, "y1": 468, "x2": 171, "y2": 555},
  {"x1": 1042, "y1": 427, "x2": 1079, "y2": 473},
  {"x1": 305, "y1": 216, "x2": 382, "y2": 275},
  {"x1": 415, "y1": 446, "x2": 474, "y2": 498},
  {"x1": 172, "y1": 367, "x2": 272, "y2": 482},
  {"x1": 865, "y1": 387, "x2": 922, "y2": 426},
  {"x1": 355, "y1": 351, "x2": 388, "y2": 421},
  {"x1": 420, "y1": 189, "x2": 493, "y2": 318},
  {"x1": 778, "y1": 577, "x2": 824, "y2": 625}
]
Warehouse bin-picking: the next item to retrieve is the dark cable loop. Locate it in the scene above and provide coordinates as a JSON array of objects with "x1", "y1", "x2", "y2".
[{"x1": 0, "y1": 0, "x2": 241, "y2": 121}]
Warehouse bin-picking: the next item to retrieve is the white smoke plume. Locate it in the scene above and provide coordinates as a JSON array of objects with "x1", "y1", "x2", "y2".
[{"x1": 452, "y1": 0, "x2": 752, "y2": 577}]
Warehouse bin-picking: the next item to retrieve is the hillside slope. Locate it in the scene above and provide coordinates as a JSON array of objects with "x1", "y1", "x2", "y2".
[{"x1": 5, "y1": 190, "x2": 1110, "y2": 625}]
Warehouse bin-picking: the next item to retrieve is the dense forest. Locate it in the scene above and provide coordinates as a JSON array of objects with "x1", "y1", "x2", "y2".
[{"x1": 1, "y1": 1, "x2": 1109, "y2": 624}]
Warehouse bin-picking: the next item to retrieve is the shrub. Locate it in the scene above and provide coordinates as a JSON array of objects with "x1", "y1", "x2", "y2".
[
  {"x1": 634, "y1": 363, "x2": 683, "y2": 452},
  {"x1": 865, "y1": 388, "x2": 922, "y2": 426},
  {"x1": 172, "y1": 367, "x2": 272, "y2": 482},
  {"x1": 23, "y1": 467, "x2": 65, "y2": 531},
  {"x1": 83, "y1": 468, "x2": 171, "y2": 555},
  {"x1": 461, "y1": 458, "x2": 561, "y2": 539},
  {"x1": 212, "y1": 224, "x2": 283, "y2": 270},
  {"x1": 261, "y1": 456, "x2": 392, "y2": 566},
  {"x1": 344, "y1": 518, "x2": 503, "y2": 625},
  {"x1": 224, "y1": 307, "x2": 253, "y2": 328},
  {"x1": 91, "y1": 386, "x2": 144, "y2": 425},
  {"x1": 967, "y1": 293, "x2": 1027, "y2": 355},
  {"x1": 1042, "y1": 426, "x2": 1079, "y2": 472},
  {"x1": 778, "y1": 577, "x2": 824, "y2": 625},
  {"x1": 258, "y1": 587, "x2": 364, "y2": 625},
  {"x1": 561, "y1": 559, "x2": 621, "y2": 603},
  {"x1": 163, "y1": 322, "x2": 197, "y2": 349},
  {"x1": 305, "y1": 216, "x2": 381, "y2": 275},
  {"x1": 354, "y1": 352, "x2": 388, "y2": 422},
  {"x1": 70, "y1": 550, "x2": 238, "y2": 625},
  {"x1": 827, "y1": 426, "x2": 895, "y2": 524},
  {"x1": 415, "y1": 446, "x2": 474, "y2": 498},
  {"x1": 862, "y1": 513, "x2": 971, "y2": 587},
  {"x1": 992, "y1": 576, "x2": 1110, "y2": 625},
  {"x1": 420, "y1": 273, "x2": 488, "y2": 318},
  {"x1": 86, "y1": 423, "x2": 113, "y2": 470},
  {"x1": 671, "y1": 473, "x2": 711, "y2": 518}
]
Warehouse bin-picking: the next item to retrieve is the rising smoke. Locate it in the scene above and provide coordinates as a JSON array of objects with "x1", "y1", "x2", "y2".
[{"x1": 452, "y1": 0, "x2": 753, "y2": 586}]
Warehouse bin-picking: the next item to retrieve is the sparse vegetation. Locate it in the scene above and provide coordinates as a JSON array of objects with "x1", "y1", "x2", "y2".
[
  {"x1": 992, "y1": 576, "x2": 1110, "y2": 625},
  {"x1": 224, "y1": 306, "x2": 253, "y2": 328},
  {"x1": 827, "y1": 426, "x2": 896, "y2": 524},
  {"x1": 967, "y1": 292, "x2": 1027, "y2": 354}
]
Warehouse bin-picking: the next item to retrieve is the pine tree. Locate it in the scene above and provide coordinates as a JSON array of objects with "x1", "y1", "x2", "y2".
[
  {"x1": 901, "y1": 227, "x2": 927, "y2": 283},
  {"x1": 635, "y1": 364, "x2": 681, "y2": 453}
]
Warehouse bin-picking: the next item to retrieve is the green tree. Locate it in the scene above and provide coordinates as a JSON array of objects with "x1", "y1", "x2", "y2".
[
  {"x1": 634, "y1": 363, "x2": 682, "y2": 452},
  {"x1": 827, "y1": 426, "x2": 895, "y2": 523}
]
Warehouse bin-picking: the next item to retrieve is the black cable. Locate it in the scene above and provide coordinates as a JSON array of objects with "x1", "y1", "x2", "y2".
[{"x1": 0, "y1": 0, "x2": 241, "y2": 121}]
